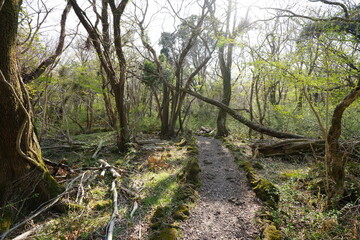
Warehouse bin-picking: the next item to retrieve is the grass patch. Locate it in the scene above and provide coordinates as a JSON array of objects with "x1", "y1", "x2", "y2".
[
  {"x1": 140, "y1": 171, "x2": 180, "y2": 209},
  {"x1": 8, "y1": 133, "x2": 200, "y2": 239}
]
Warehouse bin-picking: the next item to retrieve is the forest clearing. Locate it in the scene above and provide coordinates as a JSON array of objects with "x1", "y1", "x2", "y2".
[{"x1": 0, "y1": 0, "x2": 360, "y2": 239}]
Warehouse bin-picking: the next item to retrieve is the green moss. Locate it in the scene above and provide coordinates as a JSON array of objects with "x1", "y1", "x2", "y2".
[
  {"x1": 148, "y1": 135, "x2": 199, "y2": 239},
  {"x1": 280, "y1": 169, "x2": 307, "y2": 181},
  {"x1": 186, "y1": 146, "x2": 199, "y2": 155},
  {"x1": 258, "y1": 209, "x2": 274, "y2": 221},
  {"x1": 175, "y1": 139, "x2": 187, "y2": 147},
  {"x1": 239, "y1": 161, "x2": 254, "y2": 173},
  {"x1": 89, "y1": 188, "x2": 105, "y2": 197},
  {"x1": 0, "y1": 211, "x2": 12, "y2": 233},
  {"x1": 175, "y1": 184, "x2": 198, "y2": 202},
  {"x1": 222, "y1": 137, "x2": 244, "y2": 153},
  {"x1": 262, "y1": 224, "x2": 282, "y2": 240},
  {"x1": 150, "y1": 227, "x2": 178, "y2": 240},
  {"x1": 178, "y1": 157, "x2": 201, "y2": 186},
  {"x1": 150, "y1": 222, "x2": 162, "y2": 230},
  {"x1": 172, "y1": 211, "x2": 189, "y2": 221},
  {"x1": 172, "y1": 204, "x2": 190, "y2": 221},
  {"x1": 177, "y1": 204, "x2": 190, "y2": 215},
  {"x1": 151, "y1": 207, "x2": 168, "y2": 223},
  {"x1": 239, "y1": 161, "x2": 279, "y2": 208},
  {"x1": 43, "y1": 171, "x2": 64, "y2": 197},
  {"x1": 253, "y1": 162, "x2": 265, "y2": 170},
  {"x1": 239, "y1": 161, "x2": 258, "y2": 185},
  {"x1": 67, "y1": 202, "x2": 84, "y2": 210},
  {"x1": 92, "y1": 199, "x2": 112, "y2": 210},
  {"x1": 253, "y1": 178, "x2": 280, "y2": 208}
]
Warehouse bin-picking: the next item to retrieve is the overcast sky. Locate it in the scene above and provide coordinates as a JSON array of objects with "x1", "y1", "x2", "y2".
[
  {"x1": 22, "y1": 0, "x2": 335, "y2": 61},
  {"x1": 26, "y1": 0, "x2": 285, "y2": 42}
]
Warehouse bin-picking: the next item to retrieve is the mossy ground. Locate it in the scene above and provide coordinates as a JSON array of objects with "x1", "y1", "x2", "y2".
[
  {"x1": 147, "y1": 136, "x2": 200, "y2": 239},
  {"x1": 225, "y1": 136, "x2": 360, "y2": 240},
  {"x1": 4, "y1": 132, "x2": 200, "y2": 239}
]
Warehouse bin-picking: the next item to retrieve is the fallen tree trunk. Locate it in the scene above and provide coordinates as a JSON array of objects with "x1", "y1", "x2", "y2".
[
  {"x1": 251, "y1": 139, "x2": 325, "y2": 157},
  {"x1": 251, "y1": 139, "x2": 360, "y2": 157}
]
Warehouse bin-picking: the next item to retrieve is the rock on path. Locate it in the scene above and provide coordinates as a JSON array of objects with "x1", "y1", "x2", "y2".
[{"x1": 182, "y1": 136, "x2": 261, "y2": 240}]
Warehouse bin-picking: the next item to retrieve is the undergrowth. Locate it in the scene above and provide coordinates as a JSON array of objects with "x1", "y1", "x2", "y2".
[
  {"x1": 5, "y1": 132, "x2": 199, "y2": 239},
  {"x1": 224, "y1": 136, "x2": 360, "y2": 240}
]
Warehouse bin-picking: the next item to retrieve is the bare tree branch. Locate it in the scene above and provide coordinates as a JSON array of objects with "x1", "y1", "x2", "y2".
[
  {"x1": 309, "y1": 0, "x2": 349, "y2": 19},
  {"x1": 265, "y1": 7, "x2": 358, "y2": 23},
  {"x1": 0, "y1": 0, "x2": 4, "y2": 11},
  {"x1": 23, "y1": 2, "x2": 72, "y2": 83}
]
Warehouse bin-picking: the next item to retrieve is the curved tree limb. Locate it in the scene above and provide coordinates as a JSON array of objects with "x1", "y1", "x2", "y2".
[
  {"x1": 136, "y1": 2, "x2": 302, "y2": 139},
  {"x1": 309, "y1": 0, "x2": 349, "y2": 19},
  {"x1": 266, "y1": 8, "x2": 358, "y2": 23},
  {"x1": 22, "y1": 2, "x2": 72, "y2": 83},
  {"x1": 176, "y1": 84, "x2": 305, "y2": 139}
]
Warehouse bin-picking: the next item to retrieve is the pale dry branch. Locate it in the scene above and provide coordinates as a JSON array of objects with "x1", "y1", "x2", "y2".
[
  {"x1": 11, "y1": 223, "x2": 45, "y2": 240},
  {"x1": 0, "y1": 173, "x2": 86, "y2": 240},
  {"x1": 106, "y1": 180, "x2": 119, "y2": 240},
  {"x1": 92, "y1": 139, "x2": 105, "y2": 159},
  {"x1": 130, "y1": 201, "x2": 138, "y2": 218},
  {"x1": 98, "y1": 159, "x2": 121, "y2": 178}
]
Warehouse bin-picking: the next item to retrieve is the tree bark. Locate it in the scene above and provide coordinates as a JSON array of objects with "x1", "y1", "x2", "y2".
[
  {"x1": 215, "y1": 0, "x2": 233, "y2": 137},
  {"x1": 216, "y1": 44, "x2": 232, "y2": 136},
  {"x1": 326, "y1": 85, "x2": 360, "y2": 200},
  {"x1": 69, "y1": 0, "x2": 130, "y2": 151},
  {"x1": 251, "y1": 138, "x2": 325, "y2": 157},
  {"x1": 161, "y1": 83, "x2": 170, "y2": 136},
  {"x1": 0, "y1": 0, "x2": 62, "y2": 227},
  {"x1": 109, "y1": 0, "x2": 130, "y2": 150},
  {"x1": 100, "y1": 0, "x2": 117, "y2": 130}
]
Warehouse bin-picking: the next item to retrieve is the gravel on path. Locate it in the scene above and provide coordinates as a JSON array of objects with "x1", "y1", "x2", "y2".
[{"x1": 181, "y1": 136, "x2": 261, "y2": 240}]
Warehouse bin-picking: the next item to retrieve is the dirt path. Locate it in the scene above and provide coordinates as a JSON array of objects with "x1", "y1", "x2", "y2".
[{"x1": 182, "y1": 136, "x2": 261, "y2": 240}]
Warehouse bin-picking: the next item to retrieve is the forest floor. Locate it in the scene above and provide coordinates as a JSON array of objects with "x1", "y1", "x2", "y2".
[
  {"x1": 181, "y1": 136, "x2": 260, "y2": 240},
  {"x1": 3, "y1": 132, "x2": 359, "y2": 239}
]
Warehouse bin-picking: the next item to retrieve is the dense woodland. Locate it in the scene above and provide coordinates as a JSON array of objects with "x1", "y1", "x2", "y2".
[{"x1": 0, "y1": 0, "x2": 359, "y2": 239}]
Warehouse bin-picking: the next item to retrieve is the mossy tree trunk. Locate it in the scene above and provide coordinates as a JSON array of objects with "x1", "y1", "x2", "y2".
[
  {"x1": 326, "y1": 85, "x2": 360, "y2": 203},
  {"x1": 0, "y1": 0, "x2": 62, "y2": 229}
]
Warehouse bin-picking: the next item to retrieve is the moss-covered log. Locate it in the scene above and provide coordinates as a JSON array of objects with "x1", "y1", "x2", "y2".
[{"x1": 251, "y1": 139, "x2": 325, "y2": 157}]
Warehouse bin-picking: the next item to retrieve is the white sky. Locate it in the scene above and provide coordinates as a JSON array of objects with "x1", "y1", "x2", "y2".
[
  {"x1": 22, "y1": 0, "x2": 333, "y2": 60},
  {"x1": 27, "y1": 0, "x2": 283, "y2": 41}
]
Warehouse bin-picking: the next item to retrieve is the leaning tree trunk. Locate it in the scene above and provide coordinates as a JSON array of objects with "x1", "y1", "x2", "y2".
[
  {"x1": 111, "y1": 0, "x2": 130, "y2": 151},
  {"x1": 177, "y1": 85, "x2": 305, "y2": 139},
  {"x1": 0, "y1": 0, "x2": 62, "y2": 229},
  {"x1": 326, "y1": 85, "x2": 360, "y2": 203},
  {"x1": 100, "y1": 1, "x2": 117, "y2": 130}
]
